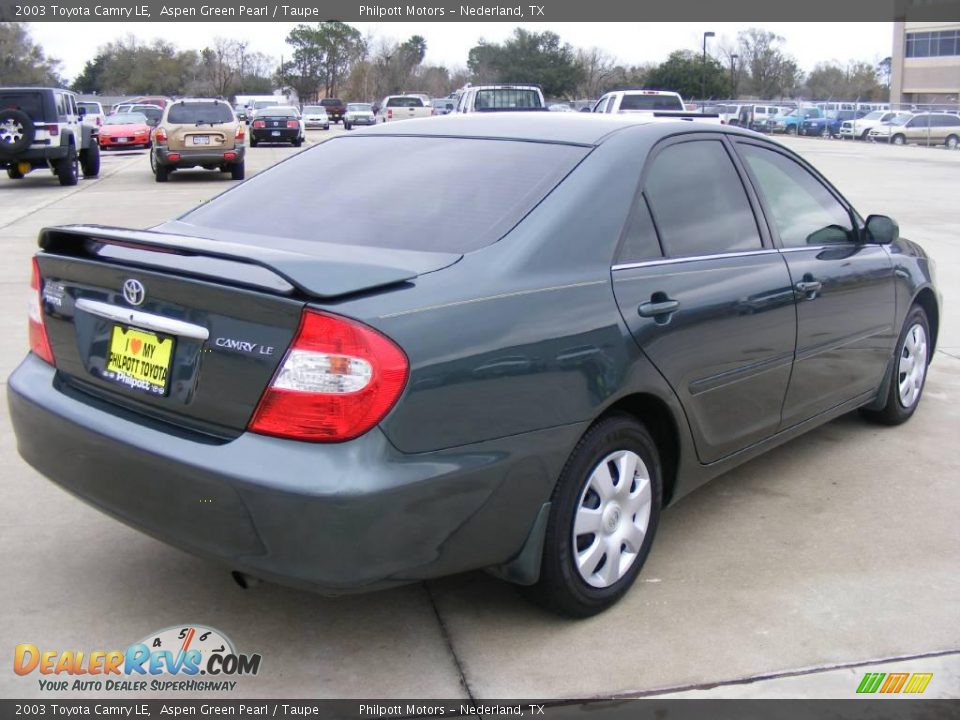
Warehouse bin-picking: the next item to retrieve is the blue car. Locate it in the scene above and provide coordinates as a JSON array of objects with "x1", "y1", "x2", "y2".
[{"x1": 801, "y1": 109, "x2": 869, "y2": 137}]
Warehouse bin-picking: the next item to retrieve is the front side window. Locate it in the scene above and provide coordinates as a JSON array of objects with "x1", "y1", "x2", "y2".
[
  {"x1": 738, "y1": 144, "x2": 856, "y2": 248},
  {"x1": 643, "y1": 140, "x2": 761, "y2": 258}
]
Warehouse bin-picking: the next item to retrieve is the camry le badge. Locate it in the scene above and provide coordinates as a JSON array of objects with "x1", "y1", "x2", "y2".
[{"x1": 122, "y1": 279, "x2": 145, "y2": 306}]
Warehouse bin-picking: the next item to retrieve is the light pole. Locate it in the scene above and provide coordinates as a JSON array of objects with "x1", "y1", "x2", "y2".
[
  {"x1": 702, "y1": 31, "x2": 715, "y2": 107},
  {"x1": 730, "y1": 53, "x2": 738, "y2": 98}
]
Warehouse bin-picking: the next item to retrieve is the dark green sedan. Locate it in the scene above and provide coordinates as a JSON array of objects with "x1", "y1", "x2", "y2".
[{"x1": 9, "y1": 114, "x2": 940, "y2": 617}]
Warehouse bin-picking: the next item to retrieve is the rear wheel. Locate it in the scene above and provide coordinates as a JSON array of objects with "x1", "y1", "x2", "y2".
[
  {"x1": 786, "y1": 125, "x2": 798, "y2": 135},
  {"x1": 6, "y1": 166, "x2": 25, "y2": 179},
  {"x1": 153, "y1": 156, "x2": 169, "y2": 183},
  {"x1": 523, "y1": 414, "x2": 662, "y2": 617},
  {"x1": 249, "y1": 137, "x2": 258, "y2": 147},
  {"x1": 230, "y1": 161, "x2": 245, "y2": 181},
  {"x1": 80, "y1": 142, "x2": 100, "y2": 178},
  {"x1": 861, "y1": 304, "x2": 930, "y2": 425},
  {"x1": 56, "y1": 145, "x2": 79, "y2": 186},
  {"x1": 293, "y1": 136, "x2": 303, "y2": 147}
]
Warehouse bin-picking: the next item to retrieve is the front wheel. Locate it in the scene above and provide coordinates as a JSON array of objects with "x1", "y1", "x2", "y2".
[
  {"x1": 946, "y1": 134, "x2": 958, "y2": 149},
  {"x1": 523, "y1": 414, "x2": 662, "y2": 617},
  {"x1": 892, "y1": 134, "x2": 906, "y2": 146},
  {"x1": 786, "y1": 125, "x2": 798, "y2": 136},
  {"x1": 861, "y1": 304, "x2": 930, "y2": 426}
]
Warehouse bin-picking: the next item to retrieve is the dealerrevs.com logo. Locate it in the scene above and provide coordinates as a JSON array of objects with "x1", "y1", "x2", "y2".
[{"x1": 14, "y1": 625, "x2": 262, "y2": 692}]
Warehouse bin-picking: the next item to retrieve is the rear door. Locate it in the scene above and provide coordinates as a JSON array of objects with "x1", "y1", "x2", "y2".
[
  {"x1": 733, "y1": 140, "x2": 896, "y2": 428},
  {"x1": 612, "y1": 135, "x2": 797, "y2": 463}
]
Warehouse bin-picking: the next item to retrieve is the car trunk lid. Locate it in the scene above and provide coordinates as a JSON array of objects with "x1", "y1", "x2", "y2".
[{"x1": 35, "y1": 224, "x2": 460, "y2": 438}]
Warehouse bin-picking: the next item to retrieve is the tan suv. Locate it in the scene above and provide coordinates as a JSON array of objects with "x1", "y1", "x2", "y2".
[
  {"x1": 869, "y1": 112, "x2": 960, "y2": 147},
  {"x1": 150, "y1": 99, "x2": 245, "y2": 182}
]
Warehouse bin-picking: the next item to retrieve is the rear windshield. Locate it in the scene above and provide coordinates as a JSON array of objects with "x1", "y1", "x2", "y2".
[
  {"x1": 168, "y1": 102, "x2": 233, "y2": 124},
  {"x1": 180, "y1": 136, "x2": 589, "y2": 253},
  {"x1": 386, "y1": 97, "x2": 424, "y2": 108},
  {"x1": 474, "y1": 89, "x2": 542, "y2": 110},
  {"x1": 77, "y1": 102, "x2": 101, "y2": 113},
  {"x1": 257, "y1": 107, "x2": 297, "y2": 117},
  {"x1": 0, "y1": 92, "x2": 45, "y2": 117},
  {"x1": 302, "y1": 106, "x2": 326, "y2": 114},
  {"x1": 619, "y1": 94, "x2": 683, "y2": 111},
  {"x1": 347, "y1": 104, "x2": 372, "y2": 111},
  {"x1": 320, "y1": 99, "x2": 343, "y2": 106}
]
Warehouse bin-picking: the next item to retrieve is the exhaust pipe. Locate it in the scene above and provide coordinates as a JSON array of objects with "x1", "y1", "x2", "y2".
[{"x1": 231, "y1": 571, "x2": 261, "y2": 590}]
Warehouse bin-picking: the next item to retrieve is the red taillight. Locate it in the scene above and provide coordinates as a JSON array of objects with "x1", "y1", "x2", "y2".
[
  {"x1": 286, "y1": 120, "x2": 298, "y2": 129},
  {"x1": 45, "y1": 123, "x2": 59, "y2": 136},
  {"x1": 235, "y1": 125, "x2": 245, "y2": 141},
  {"x1": 167, "y1": 153, "x2": 180, "y2": 162},
  {"x1": 248, "y1": 310, "x2": 409, "y2": 442},
  {"x1": 387, "y1": 109, "x2": 393, "y2": 120},
  {"x1": 96, "y1": 117, "x2": 102, "y2": 126},
  {"x1": 155, "y1": 126, "x2": 167, "y2": 143},
  {"x1": 253, "y1": 120, "x2": 265, "y2": 129},
  {"x1": 28, "y1": 258, "x2": 54, "y2": 365}
]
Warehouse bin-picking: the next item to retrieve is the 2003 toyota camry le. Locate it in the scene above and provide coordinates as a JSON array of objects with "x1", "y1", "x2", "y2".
[{"x1": 9, "y1": 114, "x2": 940, "y2": 616}]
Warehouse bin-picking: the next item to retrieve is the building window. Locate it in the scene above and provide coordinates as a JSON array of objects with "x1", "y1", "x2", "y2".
[{"x1": 906, "y1": 30, "x2": 959, "y2": 58}]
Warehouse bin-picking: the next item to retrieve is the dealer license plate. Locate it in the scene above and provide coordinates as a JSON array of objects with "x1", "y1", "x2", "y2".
[{"x1": 102, "y1": 326, "x2": 174, "y2": 397}]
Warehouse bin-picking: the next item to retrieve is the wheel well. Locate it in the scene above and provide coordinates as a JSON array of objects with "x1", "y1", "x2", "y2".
[
  {"x1": 600, "y1": 394, "x2": 680, "y2": 507},
  {"x1": 914, "y1": 287, "x2": 939, "y2": 354}
]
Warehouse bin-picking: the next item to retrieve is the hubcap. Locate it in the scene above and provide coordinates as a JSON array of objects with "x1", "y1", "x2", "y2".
[
  {"x1": 572, "y1": 450, "x2": 652, "y2": 589},
  {"x1": 898, "y1": 323, "x2": 928, "y2": 408},
  {"x1": 0, "y1": 119, "x2": 23, "y2": 144}
]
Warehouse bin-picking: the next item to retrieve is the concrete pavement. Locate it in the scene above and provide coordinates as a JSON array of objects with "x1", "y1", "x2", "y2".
[{"x1": 0, "y1": 131, "x2": 957, "y2": 700}]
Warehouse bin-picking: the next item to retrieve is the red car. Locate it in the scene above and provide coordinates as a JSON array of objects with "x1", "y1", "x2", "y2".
[{"x1": 98, "y1": 112, "x2": 153, "y2": 150}]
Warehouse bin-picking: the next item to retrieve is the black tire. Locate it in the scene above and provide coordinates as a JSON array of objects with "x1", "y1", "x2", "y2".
[
  {"x1": 230, "y1": 161, "x2": 245, "y2": 181},
  {"x1": 0, "y1": 108, "x2": 35, "y2": 156},
  {"x1": 293, "y1": 137, "x2": 303, "y2": 147},
  {"x1": 860, "y1": 130, "x2": 871, "y2": 141},
  {"x1": 861, "y1": 304, "x2": 930, "y2": 426},
  {"x1": 56, "y1": 144, "x2": 79, "y2": 186},
  {"x1": 80, "y1": 142, "x2": 100, "y2": 178},
  {"x1": 892, "y1": 134, "x2": 906, "y2": 146},
  {"x1": 786, "y1": 125, "x2": 798, "y2": 136},
  {"x1": 946, "y1": 134, "x2": 959, "y2": 150},
  {"x1": 523, "y1": 414, "x2": 663, "y2": 617},
  {"x1": 154, "y1": 161, "x2": 169, "y2": 183},
  {"x1": 249, "y1": 137, "x2": 258, "y2": 147},
  {"x1": 344, "y1": 122, "x2": 351, "y2": 131},
  {"x1": 6, "y1": 166, "x2": 25, "y2": 179}
]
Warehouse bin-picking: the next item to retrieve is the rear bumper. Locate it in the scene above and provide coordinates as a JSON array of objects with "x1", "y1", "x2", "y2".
[
  {"x1": 155, "y1": 145, "x2": 245, "y2": 167},
  {"x1": 251, "y1": 128, "x2": 299, "y2": 143},
  {"x1": 0, "y1": 144, "x2": 69, "y2": 166},
  {"x1": 8, "y1": 354, "x2": 577, "y2": 593}
]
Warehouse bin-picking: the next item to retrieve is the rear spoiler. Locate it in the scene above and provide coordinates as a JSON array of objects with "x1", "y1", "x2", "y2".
[
  {"x1": 651, "y1": 111, "x2": 721, "y2": 121},
  {"x1": 38, "y1": 224, "x2": 461, "y2": 299}
]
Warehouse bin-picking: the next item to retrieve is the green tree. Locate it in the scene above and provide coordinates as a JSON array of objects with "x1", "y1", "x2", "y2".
[
  {"x1": 736, "y1": 28, "x2": 803, "y2": 98},
  {"x1": 283, "y1": 22, "x2": 364, "y2": 101},
  {"x1": 467, "y1": 29, "x2": 583, "y2": 97},
  {"x1": 644, "y1": 50, "x2": 731, "y2": 100},
  {"x1": 0, "y1": 22, "x2": 63, "y2": 86}
]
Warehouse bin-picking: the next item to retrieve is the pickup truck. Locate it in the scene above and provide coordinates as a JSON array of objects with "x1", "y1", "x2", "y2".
[
  {"x1": 592, "y1": 90, "x2": 721, "y2": 124},
  {"x1": 452, "y1": 85, "x2": 546, "y2": 113},
  {"x1": 765, "y1": 107, "x2": 822, "y2": 134},
  {"x1": 377, "y1": 95, "x2": 434, "y2": 123},
  {"x1": 320, "y1": 98, "x2": 347, "y2": 124}
]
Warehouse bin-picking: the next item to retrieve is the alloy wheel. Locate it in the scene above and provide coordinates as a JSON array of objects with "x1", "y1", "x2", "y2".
[
  {"x1": 898, "y1": 323, "x2": 928, "y2": 408},
  {"x1": 572, "y1": 450, "x2": 652, "y2": 589},
  {"x1": 0, "y1": 119, "x2": 23, "y2": 145}
]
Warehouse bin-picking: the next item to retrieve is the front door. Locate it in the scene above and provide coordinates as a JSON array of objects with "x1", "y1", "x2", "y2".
[{"x1": 733, "y1": 140, "x2": 896, "y2": 428}]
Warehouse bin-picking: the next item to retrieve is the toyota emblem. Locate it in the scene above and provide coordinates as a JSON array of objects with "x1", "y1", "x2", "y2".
[{"x1": 122, "y1": 279, "x2": 145, "y2": 306}]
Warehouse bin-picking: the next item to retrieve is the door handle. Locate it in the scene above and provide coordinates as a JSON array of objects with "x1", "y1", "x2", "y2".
[
  {"x1": 795, "y1": 280, "x2": 822, "y2": 294},
  {"x1": 638, "y1": 298, "x2": 680, "y2": 318}
]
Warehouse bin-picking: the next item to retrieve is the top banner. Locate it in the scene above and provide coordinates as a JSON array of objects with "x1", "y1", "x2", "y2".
[{"x1": 2, "y1": 0, "x2": 960, "y2": 22}]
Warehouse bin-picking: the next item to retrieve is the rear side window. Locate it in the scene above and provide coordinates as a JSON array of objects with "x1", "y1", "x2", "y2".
[
  {"x1": 474, "y1": 89, "x2": 542, "y2": 110},
  {"x1": 643, "y1": 140, "x2": 761, "y2": 257},
  {"x1": 181, "y1": 136, "x2": 589, "y2": 254},
  {"x1": 620, "y1": 94, "x2": 683, "y2": 111},
  {"x1": 617, "y1": 195, "x2": 663, "y2": 264},
  {"x1": 386, "y1": 97, "x2": 424, "y2": 108},
  {"x1": 168, "y1": 102, "x2": 233, "y2": 124}
]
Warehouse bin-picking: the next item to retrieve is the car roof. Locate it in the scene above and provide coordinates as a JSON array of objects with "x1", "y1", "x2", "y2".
[
  {"x1": 0, "y1": 87, "x2": 75, "y2": 93},
  {"x1": 352, "y1": 112, "x2": 768, "y2": 146}
]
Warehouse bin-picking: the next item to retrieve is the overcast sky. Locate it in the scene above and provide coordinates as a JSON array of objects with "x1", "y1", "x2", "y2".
[{"x1": 27, "y1": 22, "x2": 895, "y2": 82}]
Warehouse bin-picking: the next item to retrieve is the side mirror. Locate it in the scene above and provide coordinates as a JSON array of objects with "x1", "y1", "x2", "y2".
[{"x1": 865, "y1": 215, "x2": 899, "y2": 245}]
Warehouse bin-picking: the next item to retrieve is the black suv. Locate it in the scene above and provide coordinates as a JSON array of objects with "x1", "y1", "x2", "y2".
[{"x1": 0, "y1": 87, "x2": 100, "y2": 186}]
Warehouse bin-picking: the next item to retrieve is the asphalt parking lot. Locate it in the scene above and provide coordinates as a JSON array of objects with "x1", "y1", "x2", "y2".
[{"x1": 0, "y1": 130, "x2": 957, "y2": 700}]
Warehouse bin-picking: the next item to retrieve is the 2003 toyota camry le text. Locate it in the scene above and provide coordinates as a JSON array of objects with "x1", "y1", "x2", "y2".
[{"x1": 8, "y1": 114, "x2": 940, "y2": 616}]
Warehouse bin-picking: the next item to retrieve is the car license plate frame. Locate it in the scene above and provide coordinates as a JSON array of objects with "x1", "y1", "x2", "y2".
[
  {"x1": 192, "y1": 136, "x2": 211, "y2": 145},
  {"x1": 102, "y1": 325, "x2": 175, "y2": 397}
]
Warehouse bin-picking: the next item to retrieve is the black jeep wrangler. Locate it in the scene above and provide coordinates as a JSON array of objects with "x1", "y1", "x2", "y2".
[{"x1": 0, "y1": 87, "x2": 100, "y2": 186}]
